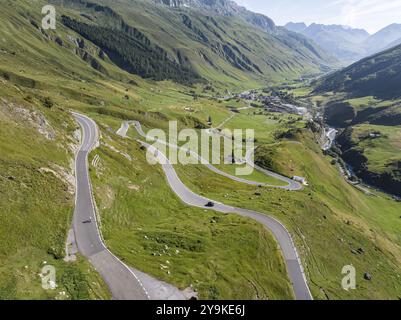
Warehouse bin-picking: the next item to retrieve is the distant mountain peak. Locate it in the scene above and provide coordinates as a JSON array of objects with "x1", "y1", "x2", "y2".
[
  {"x1": 284, "y1": 22, "x2": 379, "y2": 63},
  {"x1": 284, "y1": 22, "x2": 307, "y2": 33},
  {"x1": 364, "y1": 23, "x2": 401, "y2": 55},
  {"x1": 384, "y1": 23, "x2": 401, "y2": 28}
]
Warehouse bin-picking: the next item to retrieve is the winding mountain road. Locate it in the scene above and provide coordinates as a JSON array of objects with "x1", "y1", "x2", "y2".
[
  {"x1": 119, "y1": 120, "x2": 313, "y2": 300},
  {"x1": 72, "y1": 113, "x2": 150, "y2": 300},
  {"x1": 72, "y1": 113, "x2": 312, "y2": 300}
]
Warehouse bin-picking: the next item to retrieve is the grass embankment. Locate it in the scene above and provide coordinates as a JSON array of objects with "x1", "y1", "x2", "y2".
[{"x1": 0, "y1": 84, "x2": 110, "y2": 299}]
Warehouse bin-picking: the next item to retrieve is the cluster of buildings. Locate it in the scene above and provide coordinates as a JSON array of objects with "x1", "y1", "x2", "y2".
[{"x1": 234, "y1": 90, "x2": 308, "y2": 116}]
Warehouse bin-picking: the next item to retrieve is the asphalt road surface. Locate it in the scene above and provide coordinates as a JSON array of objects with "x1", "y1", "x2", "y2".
[
  {"x1": 120, "y1": 121, "x2": 313, "y2": 300},
  {"x1": 72, "y1": 113, "x2": 149, "y2": 300}
]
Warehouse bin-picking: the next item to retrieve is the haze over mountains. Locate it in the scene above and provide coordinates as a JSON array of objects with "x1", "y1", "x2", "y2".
[{"x1": 285, "y1": 22, "x2": 401, "y2": 64}]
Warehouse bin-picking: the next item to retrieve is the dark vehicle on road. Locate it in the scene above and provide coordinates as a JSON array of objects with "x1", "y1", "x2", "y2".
[
  {"x1": 83, "y1": 217, "x2": 92, "y2": 224},
  {"x1": 205, "y1": 201, "x2": 215, "y2": 207}
]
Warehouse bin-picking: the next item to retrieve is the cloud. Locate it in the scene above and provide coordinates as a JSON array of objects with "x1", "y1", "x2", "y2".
[{"x1": 337, "y1": 0, "x2": 401, "y2": 31}]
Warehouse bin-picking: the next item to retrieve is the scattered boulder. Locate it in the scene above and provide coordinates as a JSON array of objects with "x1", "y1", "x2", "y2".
[
  {"x1": 77, "y1": 38, "x2": 85, "y2": 49},
  {"x1": 54, "y1": 36, "x2": 63, "y2": 46},
  {"x1": 127, "y1": 183, "x2": 140, "y2": 191},
  {"x1": 128, "y1": 79, "x2": 138, "y2": 86},
  {"x1": 364, "y1": 273, "x2": 372, "y2": 281}
]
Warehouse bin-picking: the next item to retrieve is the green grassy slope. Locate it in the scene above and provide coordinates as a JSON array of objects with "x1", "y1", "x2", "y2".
[
  {"x1": 345, "y1": 124, "x2": 401, "y2": 175},
  {"x1": 0, "y1": 82, "x2": 110, "y2": 299},
  {"x1": 315, "y1": 44, "x2": 401, "y2": 100},
  {"x1": 336, "y1": 123, "x2": 401, "y2": 197}
]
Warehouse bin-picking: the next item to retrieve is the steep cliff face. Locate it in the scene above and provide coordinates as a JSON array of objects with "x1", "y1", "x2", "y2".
[{"x1": 364, "y1": 23, "x2": 401, "y2": 55}]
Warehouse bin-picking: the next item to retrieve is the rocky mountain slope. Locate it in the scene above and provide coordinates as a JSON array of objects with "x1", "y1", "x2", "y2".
[
  {"x1": 76, "y1": 0, "x2": 336, "y2": 86},
  {"x1": 156, "y1": 0, "x2": 277, "y2": 32},
  {"x1": 2, "y1": 0, "x2": 401, "y2": 301},
  {"x1": 315, "y1": 44, "x2": 401, "y2": 101}
]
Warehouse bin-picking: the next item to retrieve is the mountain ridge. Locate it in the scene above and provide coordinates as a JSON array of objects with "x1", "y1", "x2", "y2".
[
  {"x1": 155, "y1": 0, "x2": 277, "y2": 33},
  {"x1": 364, "y1": 23, "x2": 401, "y2": 55},
  {"x1": 285, "y1": 21, "x2": 401, "y2": 63}
]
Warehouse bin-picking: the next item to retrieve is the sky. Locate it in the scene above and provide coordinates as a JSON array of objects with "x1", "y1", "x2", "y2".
[{"x1": 235, "y1": 0, "x2": 401, "y2": 34}]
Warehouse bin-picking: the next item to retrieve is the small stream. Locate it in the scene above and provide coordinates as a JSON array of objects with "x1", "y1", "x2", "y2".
[{"x1": 322, "y1": 127, "x2": 338, "y2": 151}]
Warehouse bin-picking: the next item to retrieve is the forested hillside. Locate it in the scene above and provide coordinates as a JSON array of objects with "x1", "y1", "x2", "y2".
[
  {"x1": 61, "y1": 15, "x2": 200, "y2": 84},
  {"x1": 51, "y1": 0, "x2": 336, "y2": 87}
]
